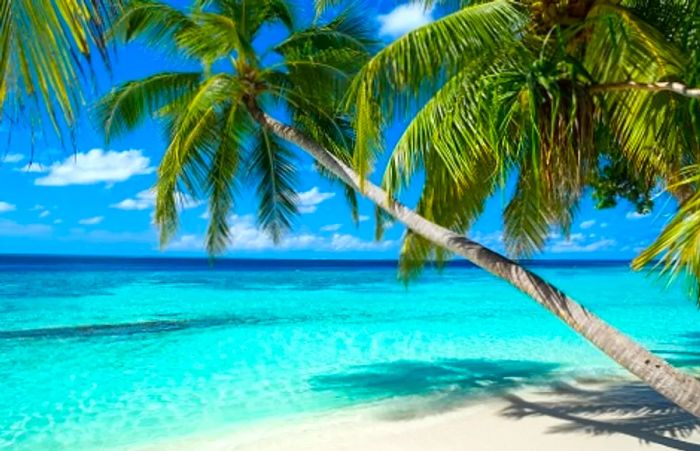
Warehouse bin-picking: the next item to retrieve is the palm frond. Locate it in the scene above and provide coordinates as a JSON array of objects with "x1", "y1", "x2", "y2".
[
  {"x1": 348, "y1": 0, "x2": 526, "y2": 180},
  {"x1": 274, "y1": 9, "x2": 374, "y2": 113},
  {"x1": 97, "y1": 72, "x2": 202, "y2": 140},
  {"x1": 154, "y1": 74, "x2": 241, "y2": 246},
  {"x1": 503, "y1": 175, "x2": 562, "y2": 257},
  {"x1": 175, "y1": 12, "x2": 243, "y2": 62},
  {"x1": 313, "y1": 0, "x2": 343, "y2": 17},
  {"x1": 584, "y1": 3, "x2": 695, "y2": 185},
  {"x1": 394, "y1": 149, "x2": 497, "y2": 278},
  {"x1": 398, "y1": 231, "x2": 436, "y2": 282},
  {"x1": 197, "y1": 0, "x2": 294, "y2": 36},
  {"x1": 246, "y1": 127, "x2": 299, "y2": 242},
  {"x1": 205, "y1": 103, "x2": 250, "y2": 254},
  {"x1": 633, "y1": 165, "x2": 700, "y2": 301},
  {"x1": 277, "y1": 8, "x2": 377, "y2": 54},
  {"x1": 1, "y1": 0, "x2": 120, "y2": 139},
  {"x1": 256, "y1": 0, "x2": 295, "y2": 31},
  {"x1": 111, "y1": 0, "x2": 194, "y2": 47},
  {"x1": 382, "y1": 59, "x2": 496, "y2": 197},
  {"x1": 584, "y1": 4, "x2": 685, "y2": 83}
]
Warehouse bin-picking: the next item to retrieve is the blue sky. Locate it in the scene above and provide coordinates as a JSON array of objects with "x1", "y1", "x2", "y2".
[{"x1": 0, "y1": 1, "x2": 676, "y2": 259}]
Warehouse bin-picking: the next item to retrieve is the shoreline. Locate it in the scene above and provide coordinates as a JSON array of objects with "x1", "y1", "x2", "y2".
[{"x1": 133, "y1": 378, "x2": 700, "y2": 451}]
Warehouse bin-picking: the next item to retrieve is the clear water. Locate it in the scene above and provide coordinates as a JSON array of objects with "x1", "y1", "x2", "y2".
[{"x1": 1, "y1": 256, "x2": 699, "y2": 450}]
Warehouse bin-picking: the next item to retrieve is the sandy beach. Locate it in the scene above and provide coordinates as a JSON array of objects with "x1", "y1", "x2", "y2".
[{"x1": 139, "y1": 379, "x2": 700, "y2": 451}]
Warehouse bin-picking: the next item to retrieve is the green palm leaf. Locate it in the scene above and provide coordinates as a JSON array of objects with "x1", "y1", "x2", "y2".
[
  {"x1": 1, "y1": 0, "x2": 120, "y2": 139},
  {"x1": 205, "y1": 104, "x2": 250, "y2": 254},
  {"x1": 97, "y1": 72, "x2": 202, "y2": 140},
  {"x1": 112, "y1": 0, "x2": 194, "y2": 48},
  {"x1": 633, "y1": 166, "x2": 700, "y2": 300},
  {"x1": 197, "y1": 0, "x2": 294, "y2": 35},
  {"x1": 155, "y1": 74, "x2": 242, "y2": 245},
  {"x1": 348, "y1": 0, "x2": 526, "y2": 179},
  {"x1": 246, "y1": 128, "x2": 299, "y2": 242}
]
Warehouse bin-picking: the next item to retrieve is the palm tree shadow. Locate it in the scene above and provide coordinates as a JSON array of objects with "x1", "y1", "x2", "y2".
[
  {"x1": 310, "y1": 355, "x2": 700, "y2": 448},
  {"x1": 310, "y1": 358, "x2": 559, "y2": 420},
  {"x1": 501, "y1": 382, "x2": 700, "y2": 450}
]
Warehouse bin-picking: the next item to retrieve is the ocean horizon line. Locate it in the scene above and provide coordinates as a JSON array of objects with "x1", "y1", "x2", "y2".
[{"x1": 0, "y1": 253, "x2": 635, "y2": 270}]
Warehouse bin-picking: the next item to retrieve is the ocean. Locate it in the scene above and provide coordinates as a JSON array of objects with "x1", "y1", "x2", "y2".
[{"x1": 1, "y1": 256, "x2": 698, "y2": 450}]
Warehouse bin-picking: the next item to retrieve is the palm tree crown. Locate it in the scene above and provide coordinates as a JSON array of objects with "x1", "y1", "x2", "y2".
[
  {"x1": 98, "y1": 0, "x2": 374, "y2": 254},
  {"x1": 349, "y1": 0, "x2": 699, "y2": 281}
]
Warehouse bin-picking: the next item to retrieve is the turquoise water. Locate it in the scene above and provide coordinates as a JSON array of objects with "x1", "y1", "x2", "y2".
[{"x1": 1, "y1": 257, "x2": 699, "y2": 450}]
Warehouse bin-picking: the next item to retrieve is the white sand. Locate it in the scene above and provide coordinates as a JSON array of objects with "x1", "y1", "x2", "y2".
[{"x1": 137, "y1": 381, "x2": 700, "y2": 451}]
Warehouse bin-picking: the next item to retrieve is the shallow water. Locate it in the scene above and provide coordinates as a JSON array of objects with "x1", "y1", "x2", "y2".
[{"x1": 1, "y1": 257, "x2": 698, "y2": 450}]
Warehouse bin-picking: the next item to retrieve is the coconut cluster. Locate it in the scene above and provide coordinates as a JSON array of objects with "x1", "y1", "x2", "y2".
[{"x1": 526, "y1": 0, "x2": 596, "y2": 32}]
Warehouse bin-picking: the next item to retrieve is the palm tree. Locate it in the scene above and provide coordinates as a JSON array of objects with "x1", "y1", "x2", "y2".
[
  {"x1": 98, "y1": 0, "x2": 375, "y2": 253},
  {"x1": 347, "y1": 0, "x2": 700, "y2": 411},
  {"x1": 97, "y1": 0, "x2": 700, "y2": 416},
  {"x1": 0, "y1": 0, "x2": 121, "y2": 145}
]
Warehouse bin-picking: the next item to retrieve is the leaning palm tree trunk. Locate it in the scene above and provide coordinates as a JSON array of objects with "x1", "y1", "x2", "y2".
[{"x1": 246, "y1": 101, "x2": 700, "y2": 417}]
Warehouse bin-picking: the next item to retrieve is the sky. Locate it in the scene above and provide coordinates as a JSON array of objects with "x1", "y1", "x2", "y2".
[{"x1": 0, "y1": 1, "x2": 677, "y2": 260}]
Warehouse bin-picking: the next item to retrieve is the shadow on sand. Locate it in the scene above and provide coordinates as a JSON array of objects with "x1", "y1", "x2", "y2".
[
  {"x1": 501, "y1": 381, "x2": 700, "y2": 450},
  {"x1": 312, "y1": 357, "x2": 700, "y2": 448},
  {"x1": 310, "y1": 358, "x2": 559, "y2": 419},
  {"x1": 500, "y1": 331, "x2": 700, "y2": 450}
]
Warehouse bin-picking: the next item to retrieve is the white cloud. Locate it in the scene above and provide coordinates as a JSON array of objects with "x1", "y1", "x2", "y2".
[
  {"x1": 320, "y1": 223, "x2": 342, "y2": 232},
  {"x1": 111, "y1": 190, "x2": 154, "y2": 211},
  {"x1": 33, "y1": 149, "x2": 154, "y2": 186},
  {"x1": 53, "y1": 219, "x2": 63, "y2": 224},
  {"x1": 78, "y1": 216, "x2": 104, "y2": 225},
  {"x1": 580, "y1": 220, "x2": 596, "y2": 229},
  {"x1": 549, "y1": 232, "x2": 616, "y2": 253},
  {"x1": 111, "y1": 189, "x2": 202, "y2": 211},
  {"x1": 17, "y1": 163, "x2": 46, "y2": 173},
  {"x1": 29, "y1": 204, "x2": 55, "y2": 219},
  {"x1": 168, "y1": 214, "x2": 395, "y2": 252},
  {"x1": 378, "y1": 3, "x2": 434, "y2": 38},
  {"x1": 358, "y1": 215, "x2": 370, "y2": 222},
  {"x1": 547, "y1": 231, "x2": 562, "y2": 240},
  {"x1": 0, "y1": 219, "x2": 51, "y2": 237},
  {"x1": 1, "y1": 153, "x2": 24, "y2": 163},
  {"x1": 168, "y1": 234, "x2": 204, "y2": 251},
  {"x1": 229, "y1": 214, "x2": 305, "y2": 250},
  {"x1": 0, "y1": 201, "x2": 16, "y2": 213},
  {"x1": 600, "y1": 222, "x2": 608, "y2": 228},
  {"x1": 626, "y1": 211, "x2": 651, "y2": 220},
  {"x1": 297, "y1": 187, "x2": 335, "y2": 214}
]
